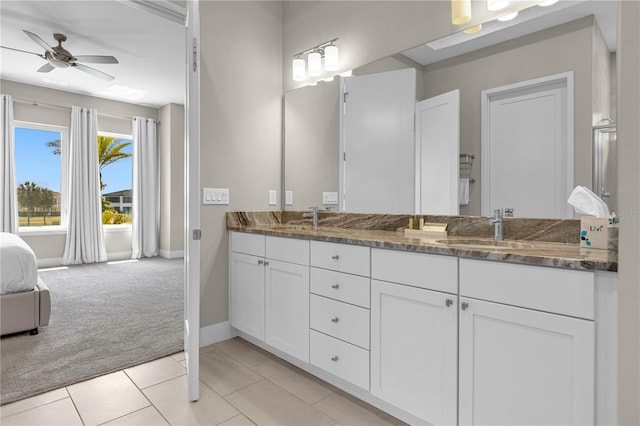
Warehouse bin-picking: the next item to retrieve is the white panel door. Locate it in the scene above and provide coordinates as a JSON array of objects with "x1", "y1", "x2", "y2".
[
  {"x1": 482, "y1": 73, "x2": 573, "y2": 218},
  {"x1": 185, "y1": 0, "x2": 200, "y2": 402},
  {"x1": 340, "y1": 68, "x2": 416, "y2": 214},
  {"x1": 415, "y1": 89, "x2": 460, "y2": 215},
  {"x1": 459, "y1": 297, "x2": 595, "y2": 426},
  {"x1": 371, "y1": 280, "x2": 458, "y2": 425},
  {"x1": 230, "y1": 253, "x2": 265, "y2": 341},
  {"x1": 265, "y1": 260, "x2": 310, "y2": 362}
]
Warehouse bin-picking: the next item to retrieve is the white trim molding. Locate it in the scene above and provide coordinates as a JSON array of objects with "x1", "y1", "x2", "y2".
[
  {"x1": 159, "y1": 249, "x2": 184, "y2": 259},
  {"x1": 200, "y1": 321, "x2": 237, "y2": 348}
]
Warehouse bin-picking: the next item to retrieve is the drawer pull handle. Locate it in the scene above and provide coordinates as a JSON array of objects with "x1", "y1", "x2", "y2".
[
  {"x1": 331, "y1": 255, "x2": 340, "y2": 260},
  {"x1": 461, "y1": 301, "x2": 469, "y2": 310},
  {"x1": 331, "y1": 356, "x2": 339, "y2": 362},
  {"x1": 331, "y1": 284, "x2": 340, "y2": 289},
  {"x1": 445, "y1": 299, "x2": 453, "y2": 307},
  {"x1": 331, "y1": 317, "x2": 340, "y2": 323}
]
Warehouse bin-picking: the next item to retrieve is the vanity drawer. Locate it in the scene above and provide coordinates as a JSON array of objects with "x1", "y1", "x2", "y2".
[
  {"x1": 459, "y1": 258, "x2": 595, "y2": 320},
  {"x1": 310, "y1": 295, "x2": 370, "y2": 349},
  {"x1": 371, "y1": 248, "x2": 458, "y2": 294},
  {"x1": 310, "y1": 268, "x2": 370, "y2": 308},
  {"x1": 231, "y1": 232, "x2": 265, "y2": 257},
  {"x1": 266, "y1": 236, "x2": 309, "y2": 265},
  {"x1": 310, "y1": 330, "x2": 370, "y2": 390},
  {"x1": 310, "y1": 241, "x2": 370, "y2": 276}
]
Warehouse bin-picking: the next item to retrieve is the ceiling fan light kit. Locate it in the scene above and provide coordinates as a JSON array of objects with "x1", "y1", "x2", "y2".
[{"x1": 1, "y1": 30, "x2": 119, "y2": 81}]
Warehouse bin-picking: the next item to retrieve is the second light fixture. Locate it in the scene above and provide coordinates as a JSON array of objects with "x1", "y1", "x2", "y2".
[{"x1": 292, "y1": 38, "x2": 339, "y2": 82}]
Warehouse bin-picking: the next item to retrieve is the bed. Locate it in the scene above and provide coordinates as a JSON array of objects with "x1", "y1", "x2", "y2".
[{"x1": 0, "y1": 232, "x2": 51, "y2": 336}]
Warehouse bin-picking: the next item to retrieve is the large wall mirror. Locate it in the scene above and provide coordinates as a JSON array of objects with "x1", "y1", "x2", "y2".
[{"x1": 283, "y1": 0, "x2": 617, "y2": 218}]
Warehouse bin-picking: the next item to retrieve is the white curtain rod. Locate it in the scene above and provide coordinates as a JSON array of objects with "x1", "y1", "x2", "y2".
[{"x1": 11, "y1": 98, "x2": 160, "y2": 124}]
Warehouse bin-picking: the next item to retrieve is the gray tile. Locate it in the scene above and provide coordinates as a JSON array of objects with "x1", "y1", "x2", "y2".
[
  {"x1": 103, "y1": 406, "x2": 169, "y2": 426},
  {"x1": 199, "y1": 349, "x2": 263, "y2": 396},
  {"x1": 226, "y1": 380, "x2": 335, "y2": 426},
  {"x1": 213, "y1": 338, "x2": 272, "y2": 368},
  {"x1": 1, "y1": 398, "x2": 82, "y2": 426},
  {"x1": 0, "y1": 388, "x2": 69, "y2": 419},
  {"x1": 125, "y1": 356, "x2": 186, "y2": 389},
  {"x1": 252, "y1": 359, "x2": 333, "y2": 404},
  {"x1": 314, "y1": 393, "x2": 406, "y2": 426}
]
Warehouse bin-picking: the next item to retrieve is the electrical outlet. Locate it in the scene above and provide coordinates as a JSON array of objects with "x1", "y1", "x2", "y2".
[
  {"x1": 285, "y1": 191, "x2": 293, "y2": 205},
  {"x1": 323, "y1": 192, "x2": 338, "y2": 205},
  {"x1": 269, "y1": 190, "x2": 277, "y2": 205}
]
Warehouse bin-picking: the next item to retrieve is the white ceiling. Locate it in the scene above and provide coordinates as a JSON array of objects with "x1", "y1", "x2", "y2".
[
  {"x1": 0, "y1": 0, "x2": 186, "y2": 108},
  {"x1": 402, "y1": 0, "x2": 617, "y2": 66}
]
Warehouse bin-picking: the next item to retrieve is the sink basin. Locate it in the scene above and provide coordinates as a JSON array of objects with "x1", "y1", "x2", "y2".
[{"x1": 435, "y1": 238, "x2": 535, "y2": 250}]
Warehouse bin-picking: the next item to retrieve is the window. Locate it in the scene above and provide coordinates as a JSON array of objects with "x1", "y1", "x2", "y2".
[
  {"x1": 99, "y1": 132, "x2": 133, "y2": 225},
  {"x1": 14, "y1": 122, "x2": 68, "y2": 228}
]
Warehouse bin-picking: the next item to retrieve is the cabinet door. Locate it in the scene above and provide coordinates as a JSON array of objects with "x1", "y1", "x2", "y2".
[
  {"x1": 230, "y1": 252, "x2": 265, "y2": 341},
  {"x1": 371, "y1": 280, "x2": 457, "y2": 425},
  {"x1": 459, "y1": 298, "x2": 595, "y2": 426},
  {"x1": 265, "y1": 259, "x2": 310, "y2": 362}
]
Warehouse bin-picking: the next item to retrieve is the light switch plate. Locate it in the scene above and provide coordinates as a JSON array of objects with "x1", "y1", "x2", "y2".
[
  {"x1": 269, "y1": 190, "x2": 277, "y2": 205},
  {"x1": 285, "y1": 191, "x2": 293, "y2": 206},
  {"x1": 203, "y1": 188, "x2": 229, "y2": 205},
  {"x1": 323, "y1": 192, "x2": 338, "y2": 205}
]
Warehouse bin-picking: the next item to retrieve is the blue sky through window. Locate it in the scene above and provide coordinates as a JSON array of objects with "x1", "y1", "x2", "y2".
[{"x1": 14, "y1": 127, "x2": 133, "y2": 195}]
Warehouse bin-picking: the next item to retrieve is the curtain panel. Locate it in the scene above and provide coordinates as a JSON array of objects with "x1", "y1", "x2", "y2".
[
  {"x1": 0, "y1": 94, "x2": 18, "y2": 233},
  {"x1": 132, "y1": 117, "x2": 158, "y2": 258},
  {"x1": 62, "y1": 106, "x2": 107, "y2": 265}
]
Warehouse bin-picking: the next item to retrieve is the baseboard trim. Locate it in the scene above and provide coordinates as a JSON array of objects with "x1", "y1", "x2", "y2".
[
  {"x1": 200, "y1": 321, "x2": 237, "y2": 347},
  {"x1": 37, "y1": 257, "x2": 64, "y2": 268},
  {"x1": 159, "y1": 249, "x2": 184, "y2": 259},
  {"x1": 107, "y1": 251, "x2": 132, "y2": 261}
]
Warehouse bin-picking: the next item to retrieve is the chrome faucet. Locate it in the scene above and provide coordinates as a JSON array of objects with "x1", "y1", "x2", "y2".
[
  {"x1": 303, "y1": 206, "x2": 319, "y2": 229},
  {"x1": 489, "y1": 208, "x2": 514, "y2": 240}
]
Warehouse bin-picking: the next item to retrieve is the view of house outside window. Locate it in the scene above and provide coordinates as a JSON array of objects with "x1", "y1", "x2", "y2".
[
  {"x1": 99, "y1": 134, "x2": 133, "y2": 225},
  {"x1": 14, "y1": 124, "x2": 133, "y2": 228},
  {"x1": 14, "y1": 125, "x2": 64, "y2": 227}
]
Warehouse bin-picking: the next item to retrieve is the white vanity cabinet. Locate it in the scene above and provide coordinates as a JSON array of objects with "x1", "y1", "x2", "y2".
[
  {"x1": 370, "y1": 249, "x2": 459, "y2": 426},
  {"x1": 229, "y1": 232, "x2": 266, "y2": 341},
  {"x1": 458, "y1": 258, "x2": 596, "y2": 426},
  {"x1": 309, "y1": 241, "x2": 371, "y2": 390},
  {"x1": 230, "y1": 232, "x2": 310, "y2": 362}
]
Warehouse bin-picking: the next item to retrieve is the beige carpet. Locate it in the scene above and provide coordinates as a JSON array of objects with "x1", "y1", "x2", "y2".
[{"x1": 0, "y1": 257, "x2": 184, "y2": 405}]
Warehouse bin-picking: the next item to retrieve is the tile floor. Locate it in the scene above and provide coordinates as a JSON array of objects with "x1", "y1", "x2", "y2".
[{"x1": 0, "y1": 337, "x2": 406, "y2": 426}]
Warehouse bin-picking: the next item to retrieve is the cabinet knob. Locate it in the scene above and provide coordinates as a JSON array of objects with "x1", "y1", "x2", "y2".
[
  {"x1": 264, "y1": 261, "x2": 269, "y2": 266},
  {"x1": 331, "y1": 284, "x2": 340, "y2": 289},
  {"x1": 331, "y1": 317, "x2": 340, "y2": 323},
  {"x1": 331, "y1": 356, "x2": 339, "y2": 362},
  {"x1": 258, "y1": 260, "x2": 264, "y2": 265},
  {"x1": 445, "y1": 298, "x2": 453, "y2": 307},
  {"x1": 461, "y1": 301, "x2": 469, "y2": 310},
  {"x1": 331, "y1": 255, "x2": 340, "y2": 260}
]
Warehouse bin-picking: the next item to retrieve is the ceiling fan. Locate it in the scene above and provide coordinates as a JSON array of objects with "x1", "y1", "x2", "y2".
[{"x1": 1, "y1": 30, "x2": 119, "y2": 81}]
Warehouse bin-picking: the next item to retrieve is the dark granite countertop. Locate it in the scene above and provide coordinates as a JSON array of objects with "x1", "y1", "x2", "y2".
[{"x1": 226, "y1": 211, "x2": 618, "y2": 272}]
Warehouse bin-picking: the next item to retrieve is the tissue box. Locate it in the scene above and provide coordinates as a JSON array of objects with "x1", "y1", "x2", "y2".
[{"x1": 580, "y1": 216, "x2": 616, "y2": 249}]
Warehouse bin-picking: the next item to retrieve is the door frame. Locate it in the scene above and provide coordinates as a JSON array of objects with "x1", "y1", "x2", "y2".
[{"x1": 480, "y1": 71, "x2": 574, "y2": 217}]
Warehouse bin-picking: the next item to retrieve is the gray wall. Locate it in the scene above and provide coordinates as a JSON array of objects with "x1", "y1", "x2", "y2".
[
  {"x1": 422, "y1": 17, "x2": 602, "y2": 215},
  {"x1": 159, "y1": 103, "x2": 184, "y2": 258},
  {"x1": 616, "y1": 1, "x2": 640, "y2": 423},
  {"x1": 199, "y1": 1, "x2": 283, "y2": 328}
]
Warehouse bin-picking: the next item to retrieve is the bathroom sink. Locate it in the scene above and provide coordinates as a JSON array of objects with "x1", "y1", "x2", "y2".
[{"x1": 435, "y1": 238, "x2": 535, "y2": 250}]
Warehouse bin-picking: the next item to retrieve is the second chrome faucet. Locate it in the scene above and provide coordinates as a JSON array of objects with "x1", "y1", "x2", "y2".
[
  {"x1": 489, "y1": 208, "x2": 514, "y2": 240},
  {"x1": 303, "y1": 206, "x2": 319, "y2": 229}
]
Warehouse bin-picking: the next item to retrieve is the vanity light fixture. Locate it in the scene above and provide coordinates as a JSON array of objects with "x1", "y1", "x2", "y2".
[
  {"x1": 292, "y1": 56, "x2": 306, "y2": 82},
  {"x1": 451, "y1": 0, "x2": 472, "y2": 25},
  {"x1": 538, "y1": 0, "x2": 559, "y2": 6},
  {"x1": 291, "y1": 38, "x2": 339, "y2": 82},
  {"x1": 487, "y1": 0, "x2": 509, "y2": 11},
  {"x1": 497, "y1": 11, "x2": 518, "y2": 21},
  {"x1": 308, "y1": 50, "x2": 322, "y2": 77}
]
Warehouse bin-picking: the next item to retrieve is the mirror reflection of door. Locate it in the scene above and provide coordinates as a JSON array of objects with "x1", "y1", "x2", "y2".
[
  {"x1": 340, "y1": 69, "x2": 416, "y2": 214},
  {"x1": 482, "y1": 73, "x2": 574, "y2": 218}
]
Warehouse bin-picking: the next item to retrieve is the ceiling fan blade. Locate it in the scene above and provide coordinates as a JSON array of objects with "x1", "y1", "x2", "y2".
[
  {"x1": 23, "y1": 30, "x2": 55, "y2": 55},
  {"x1": 37, "y1": 63, "x2": 55, "y2": 73},
  {"x1": 1, "y1": 45, "x2": 45, "y2": 59},
  {"x1": 74, "y1": 55, "x2": 119, "y2": 64},
  {"x1": 73, "y1": 63, "x2": 115, "y2": 81}
]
